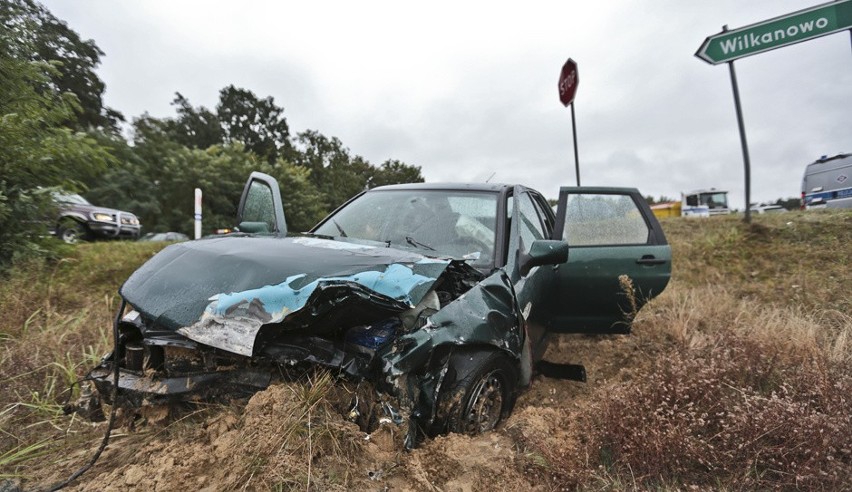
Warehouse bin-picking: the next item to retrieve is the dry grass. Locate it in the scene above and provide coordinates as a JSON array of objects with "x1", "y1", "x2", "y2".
[
  {"x1": 1, "y1": 210, "x2": 851, "y2": 489},
  {"x1": 0, "y1": 241, "x2": 165, "y2": 479},
  {"x1": 578, "y1": 286, "x2": 852, "y2": 489},
  {"x1": 513, "y1": 210, "x2": 852, "y2": 490}
]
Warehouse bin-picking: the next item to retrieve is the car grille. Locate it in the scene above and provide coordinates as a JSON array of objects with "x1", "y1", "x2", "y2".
[{"x1": 121, "y1": 216, "x2": 139, "y2": 225}]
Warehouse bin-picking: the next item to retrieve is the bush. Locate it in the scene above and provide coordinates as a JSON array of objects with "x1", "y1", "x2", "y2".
[{"x1": 581, "y1": 334, "x2": 852, "y2": 489}]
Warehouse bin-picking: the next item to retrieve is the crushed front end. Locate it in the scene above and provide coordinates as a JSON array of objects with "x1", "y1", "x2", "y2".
[{"x1": 86, "y1": 237, "x2": 523, "y2": 446}]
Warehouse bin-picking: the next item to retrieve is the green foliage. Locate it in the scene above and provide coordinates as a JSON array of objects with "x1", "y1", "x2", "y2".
[
  {"x1": 0, "y1": 0, "x2": 122, "y2": 131},
  {"x1": 114, "y1": 101, "x2": 422, "y2": 235},
  {"x1": 1, "y1": 0, "x2": 422, "y2": 269},
  {"x1": 0, "y1": 54, "x2": 113, "y2": 269},
  {"x1": 774, "y1": 196, "x2": 801, "y2": 210},
  {"x1": 167, "y1": 92, "x2": 224, "y2": 149},
  {"x1": 82, "y1": 131, "x2": 162, "y2": 223},
  {"x1": 645, "y1": 195, "x2": 676, "y2": 205},
  {"x1": 292, "y1": 130, "x2": 423, "y2": 212},
  {"x1": 217, "y1": 85, "x2": 291, "y2": 164},
  {"x1": 371, "y1": 159, "x2": 425, "y2": 188}
]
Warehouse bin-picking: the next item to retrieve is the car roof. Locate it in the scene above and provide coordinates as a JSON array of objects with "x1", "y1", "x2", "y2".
[{"x1": 370, "y1": 182, "x2": 513, "y2": 193}]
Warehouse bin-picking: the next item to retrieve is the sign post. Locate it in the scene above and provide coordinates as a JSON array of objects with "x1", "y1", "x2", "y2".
[
  {"x1": 696, "y1": 0, "x2": 852, "y2": 223},
  {"x1": 558, "y1": 58, "x2": 581, "y2": 186},
  {"x1": 723, "y1": 26, "x2": 753, "y2": 224},
  {"x1": 194, "y1": 188, "x2": 202, "y2": 240}
]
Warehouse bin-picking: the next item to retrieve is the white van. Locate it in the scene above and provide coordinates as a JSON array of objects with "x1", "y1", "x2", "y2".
[
  {"x1": 682, "y1": 189, "x2": 730, "y2": 216},
  {"x1": 801, "y1": 153, "x2": 851, "y2": 209}
]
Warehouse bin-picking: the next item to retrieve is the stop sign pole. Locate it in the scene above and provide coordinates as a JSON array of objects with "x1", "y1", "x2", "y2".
[{"x1": 559, "y1": 58, "x2": 581, "y2": 186}]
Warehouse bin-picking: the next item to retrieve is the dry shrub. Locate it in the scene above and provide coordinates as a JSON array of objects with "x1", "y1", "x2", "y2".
[
  {"x1": 581, "y1": 335, "x2": 851, "y2": 489},
  {"x1": 511, "y1": 284, "x2": 852, "y2": 490},
  {"x1": 565, "y1": 282, "x2": 852, "y2": 490},
  {"x1": 232, "y1": 372, "x2": 365, "y2": 490},
  {"x1": 43, "y1": 375, "x2": 366, "y2": 491}
]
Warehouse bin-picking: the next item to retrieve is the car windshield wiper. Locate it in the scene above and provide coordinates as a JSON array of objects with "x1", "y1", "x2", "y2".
[
  {"x1": 302, "y1": 232, "x2": 335, "y2": 240},
  {"x1": 331, "y1": 219, "x2": 347, "y2": 237},
  {"x1": 405, "y1": 236, "x2": 435, "y2": 251}
]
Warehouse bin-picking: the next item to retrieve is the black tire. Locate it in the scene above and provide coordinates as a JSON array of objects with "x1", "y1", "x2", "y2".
[
  {"x1": 58, "y1": 220, "x2": 87, "y2": 244},
  {"x1": 432, "y1": 349, "x2": 519, "y2": 436}
]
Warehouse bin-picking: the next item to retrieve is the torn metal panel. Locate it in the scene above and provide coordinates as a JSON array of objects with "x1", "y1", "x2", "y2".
[
  {"x1": 179, "y1": 262, "x2": 444, "y2": 356},
  {"x1": 382, "y1": 269, "x2": 521, "y2": 376}
]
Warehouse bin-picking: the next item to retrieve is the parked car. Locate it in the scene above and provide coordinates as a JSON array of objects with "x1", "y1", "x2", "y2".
[
  {"x1": 53, "y1": 192, "x2": 141, "y2": 243},
  {"x1": 749, "y1": 203, "x2": 786, "y2": 214},
  {"x1": 139, "y1": 232, "x2": 190, "y2": 242},
  {"x1": 88, "y1": 173, "x2": 671, "y2": 446}
]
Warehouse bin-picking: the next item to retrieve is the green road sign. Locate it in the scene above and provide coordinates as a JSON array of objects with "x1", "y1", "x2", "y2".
[{"x1": 696, "y1": 0, "x2": 852, "y2": 64}]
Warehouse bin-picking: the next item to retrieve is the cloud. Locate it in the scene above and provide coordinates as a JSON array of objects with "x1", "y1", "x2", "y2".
[{"x1": 44, "y1": 0, "x2": 851, "y2": 207}]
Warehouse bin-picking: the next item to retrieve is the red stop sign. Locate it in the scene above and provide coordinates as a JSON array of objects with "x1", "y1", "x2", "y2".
[{"x1": 558, "y1": 58, "x2": 579, "y2": 107}]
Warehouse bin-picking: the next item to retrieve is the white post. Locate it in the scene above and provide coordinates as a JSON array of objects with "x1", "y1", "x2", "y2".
[{"x1": 194, "y1": 188, "x2": 202, "y2": 239}]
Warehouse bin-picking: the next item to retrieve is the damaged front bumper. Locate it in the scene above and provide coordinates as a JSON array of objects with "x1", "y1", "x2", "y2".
[{"x1": 89, "y1": 364, "x2": 272, "y2": 407}]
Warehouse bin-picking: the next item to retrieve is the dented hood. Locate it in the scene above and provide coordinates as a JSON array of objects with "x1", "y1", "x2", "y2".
[{"x1": 120, "y1": 235, "x2": 451, "y2": 342}]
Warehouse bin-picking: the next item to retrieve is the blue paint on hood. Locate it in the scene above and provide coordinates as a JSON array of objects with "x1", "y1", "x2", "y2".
[{"x1": 120, "y1": 235, "x2": 451, "y2": 331}]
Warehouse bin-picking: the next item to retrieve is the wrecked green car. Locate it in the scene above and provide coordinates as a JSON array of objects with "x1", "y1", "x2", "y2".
[{"x1": 89, "y1": 172, "x2": 671, "y2": 446}]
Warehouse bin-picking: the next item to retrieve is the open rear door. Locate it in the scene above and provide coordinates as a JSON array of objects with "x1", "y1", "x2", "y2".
[{"x1": 549, "y1": 187, "x2": 671, "y2": 334}]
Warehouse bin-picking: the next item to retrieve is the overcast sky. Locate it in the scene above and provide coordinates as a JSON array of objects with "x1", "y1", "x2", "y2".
[{"x1": 43, "y1": 0, "x2": 851, "y2": 206}]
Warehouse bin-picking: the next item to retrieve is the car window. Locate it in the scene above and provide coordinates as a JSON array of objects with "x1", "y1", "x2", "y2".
[
  {"x1": 241, "y1": 180, "x2": 277, "y2": 233},
  {"x1": 314, "y1": 190, "x2": 498, "y2": 266},
  {"x1": 518, "y1": 192, "x2": 545, "y2": 248},
  {"x1": 562, "y1": 193, "x2": 649, "y2": 246},
  {"x1": 54, "y1": 192, "x2": 90, "y2": 205},
  {"x1": 529, "y1": 193, "x2": 554, "y2": 238}
]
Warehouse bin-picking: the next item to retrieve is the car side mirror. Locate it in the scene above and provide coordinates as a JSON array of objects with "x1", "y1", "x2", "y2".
[
  {"x1": 237, "y1": 221, "x2": 270, "y2": 234},
  {"x1": 518, "y1": 239, "x2": 569, "y2": 277}
]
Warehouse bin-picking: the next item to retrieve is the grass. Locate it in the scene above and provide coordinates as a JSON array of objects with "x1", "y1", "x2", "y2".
[
  {"x1": 0, "y1": 210, "x2": 850, "y2": 489},
  {"x1": 513, "y1": 210, "x2": 852, "y2": 490},
  {"x1": 0, "y1": 241, "x2": 166, "y2": 479}
]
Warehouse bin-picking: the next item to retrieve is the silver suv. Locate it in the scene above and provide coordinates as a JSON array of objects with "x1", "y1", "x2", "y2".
[{"x1": 53, "y1": 192, "x2": 141, "y2": 243}]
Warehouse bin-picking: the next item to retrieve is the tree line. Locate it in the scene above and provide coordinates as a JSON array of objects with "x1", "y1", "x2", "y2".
[{"x1": 0, "y1": 0, "x2": 422, "y2": 270}]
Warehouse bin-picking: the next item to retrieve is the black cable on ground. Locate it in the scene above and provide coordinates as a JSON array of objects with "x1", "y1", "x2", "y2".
[{"x1": 42, "y1": 299, "x2": 125, "y2": 492}]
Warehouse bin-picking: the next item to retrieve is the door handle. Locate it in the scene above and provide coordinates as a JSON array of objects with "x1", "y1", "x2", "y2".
[{"x1": 636, "y1": 255, "x2": 666, "y2": 265}]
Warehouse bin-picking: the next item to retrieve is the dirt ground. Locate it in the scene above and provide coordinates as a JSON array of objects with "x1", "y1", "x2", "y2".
[{"x1": 25, "y1": 324, "x2": 655, "y2": 492}]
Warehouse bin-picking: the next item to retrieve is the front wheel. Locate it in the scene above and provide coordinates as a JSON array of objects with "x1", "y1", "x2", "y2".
[
  {"x1": 58, "y1": 220, "x2": 87, "y2": 244},
  {"x1": 432, "y1": 350, "x2": 519, "y2": 436}
]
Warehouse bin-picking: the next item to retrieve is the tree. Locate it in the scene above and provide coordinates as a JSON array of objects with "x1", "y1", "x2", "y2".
[
  {"x1": 83, "y1": 131, "x2": 162, "y2": 225},
  {"x1": 292, "y1": 130, "x2": 369, "y2": 212},
  {"x1": 370, "y1": 159, "x2": 424, "y2": 188},
  {"x1": 0, "y1": 0, "x2": 123, "y2": 131},
  {"x1": 0, "y1": 54, "x2": 113, "y2": 269},
  {"x1": 645, "y1": 195, "x2": 676, "y2": 205},
  {"x1": 217, "y1": 85, "x2": 290, "y2": 164},
  {"x1": 166, "y1": 93, "x2": 223, "y2": 149}
]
